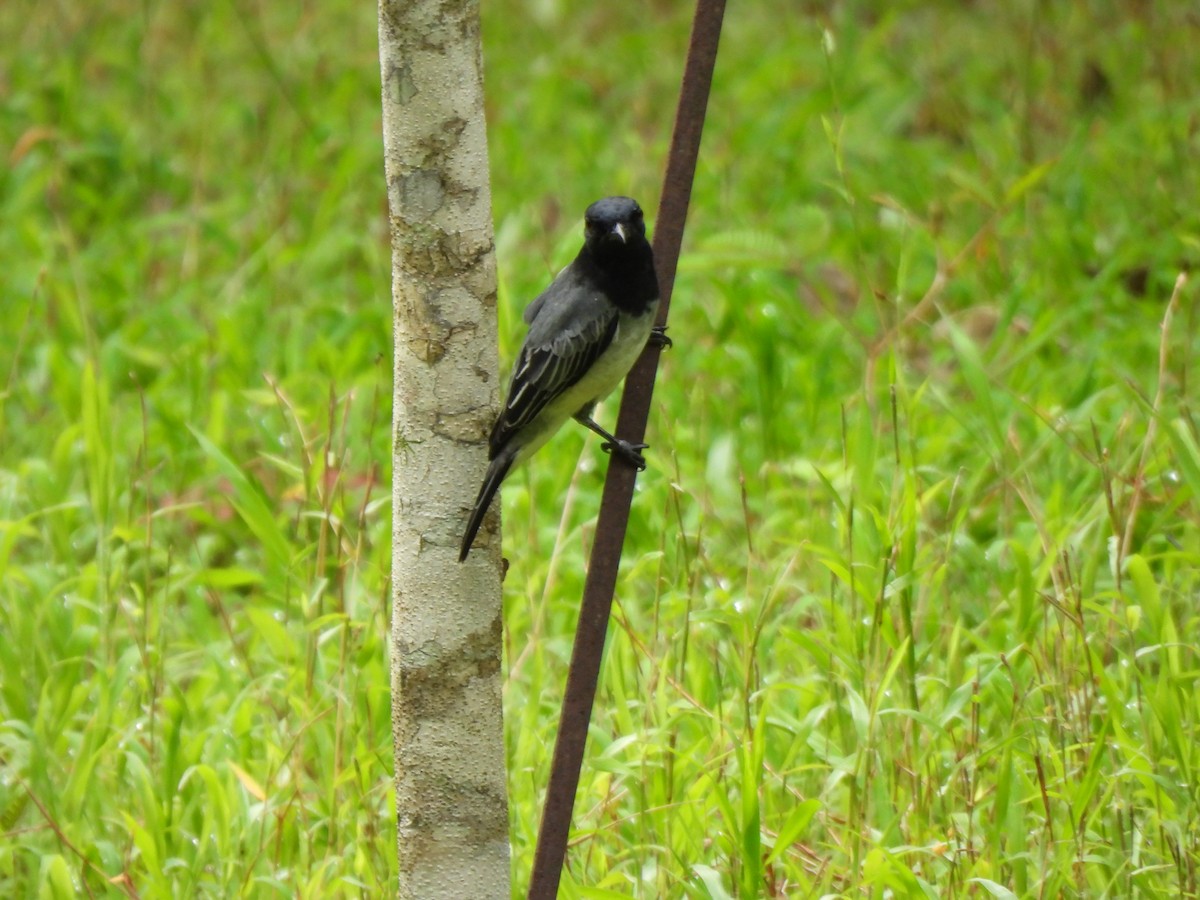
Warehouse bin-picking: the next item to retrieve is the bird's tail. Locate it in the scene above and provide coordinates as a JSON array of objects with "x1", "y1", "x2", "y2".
[{"x1": 459, "y1": 453, "x2": 515, "y2": 562}]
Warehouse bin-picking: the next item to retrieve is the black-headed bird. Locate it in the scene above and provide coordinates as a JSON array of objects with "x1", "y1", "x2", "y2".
[{"x1": 459, "y1": 196, "x2": 662, "y2": 561}]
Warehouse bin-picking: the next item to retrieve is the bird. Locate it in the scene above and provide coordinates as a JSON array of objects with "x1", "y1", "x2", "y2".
[{"x1": 459, "y1": 196, "x2": 665, "y2": 562}]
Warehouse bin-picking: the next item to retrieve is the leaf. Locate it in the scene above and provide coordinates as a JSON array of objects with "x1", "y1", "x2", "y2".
[
  {"x1": 692, "y1": 864, "x2": 733, "y2": 900},
  {"x1": 943, "y1": 317, "x2": 1002, "y2": 451},
  {"x1": 121, "y1": 813, "x2": 162, "y2": 880},
  {"x1": 180, "y1": 764, "x2": 232, "y2": 852},
  {"x1": 764, "y1": 799, "x2": 820, "y2": 865},
  {"x1": 739, "y1": 737, "x2": 762, "y2": 896},
  {"x1": 196, "y1": 566, "x2": 264, "y2": 588},
  {"x1": 191, "y1": 427, "x2": 293, "y2": 576},
  {"x1": 844, "y1": 685, "x2": 870, "y2": 744},
  {"x1": 1124, "y1": 554, "x2": 1160, "y2": 632},
  {"x1": 229, "y1": 762, "x2": 267, "y2": 802},
  {"x1": 1003, "y1": 158, "x2": 1057, "y2": 205},
  {"x1": 872, "y1": 638, "x2": 911, "y2": 717},
  {"x1": 37, "y1": 854, "x2": 75, "y2": 900},
  {"x1": 1167, "y1": 418, "x2": 1200, "y2": 495},
  {"x1": 969, "y1": 878, "x2": 1019, "y2": 899},
  {"x1": 80, "y1": 361, "x2": 112, "y2": 527},
  {"x1": 246, "y1": 607, "x2": 296, "y2": 661}
]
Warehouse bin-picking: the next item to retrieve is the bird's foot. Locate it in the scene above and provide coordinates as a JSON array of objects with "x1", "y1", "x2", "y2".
[
  {"x1": 649, "y1": 325, "x2": 673, "y2": 349},
  {"x1": 601, "y1": 438, "x2": 649, "y2": 471}
]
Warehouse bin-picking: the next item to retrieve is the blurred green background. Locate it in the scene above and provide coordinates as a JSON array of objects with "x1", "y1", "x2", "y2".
[{"x1": 2, "y1": 0, "x2": 1199, "y2": 896}]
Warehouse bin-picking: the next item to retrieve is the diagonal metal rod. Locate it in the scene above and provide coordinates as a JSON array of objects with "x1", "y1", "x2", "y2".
[{"x1": 527, "y1": 1, "x2": 726, "y2": 895}]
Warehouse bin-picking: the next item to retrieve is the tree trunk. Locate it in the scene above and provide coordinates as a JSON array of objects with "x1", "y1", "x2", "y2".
[{"x1": 378, "y1": 0, "x2": 510, "y2": 895}]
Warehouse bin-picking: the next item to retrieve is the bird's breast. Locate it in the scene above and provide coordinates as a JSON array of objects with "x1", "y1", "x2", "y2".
[{"x1": 542, "y1": 302, "x2": 658, "y2": 422}]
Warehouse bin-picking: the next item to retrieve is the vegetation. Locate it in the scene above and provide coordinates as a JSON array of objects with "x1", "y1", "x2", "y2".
[{"x1": 2, "y1": 0, "x2": 1198, "y2": 896}]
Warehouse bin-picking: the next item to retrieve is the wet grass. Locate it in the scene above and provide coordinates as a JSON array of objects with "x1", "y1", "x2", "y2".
[{"x1": 2, "y1": 0, "x2": 1199, "y2": 896}]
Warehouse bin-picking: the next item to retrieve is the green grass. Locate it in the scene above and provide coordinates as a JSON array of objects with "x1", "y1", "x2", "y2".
[{"x1": 3, "y1": 0, "x2": 1200, "y2": 896}]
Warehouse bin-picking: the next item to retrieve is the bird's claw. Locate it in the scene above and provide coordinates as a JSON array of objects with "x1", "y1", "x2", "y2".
[
  {"x1": 601, "y1": 439, "x2": 649, "y2": 471},
  {"x1": 649, "y1": 325, "x2": 673, "y2": 349}
]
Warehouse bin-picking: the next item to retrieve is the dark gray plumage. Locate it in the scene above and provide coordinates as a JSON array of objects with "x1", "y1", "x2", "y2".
[{"x1": 459, "y1": 197, "x2": 660, "y2": 561}]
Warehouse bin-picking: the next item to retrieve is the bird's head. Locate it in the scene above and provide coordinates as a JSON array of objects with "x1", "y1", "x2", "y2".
[{"x1": 583, "y1": 196, "x2": 647, "y2": 255}]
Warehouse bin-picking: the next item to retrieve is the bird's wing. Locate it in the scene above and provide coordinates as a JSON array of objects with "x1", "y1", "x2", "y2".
[
  {"x1": 521, "y1": 264, "x2": 570, "y2": 325},
  {"x1": 490, "y1": 269, "x2": 618, "y2": 455}
]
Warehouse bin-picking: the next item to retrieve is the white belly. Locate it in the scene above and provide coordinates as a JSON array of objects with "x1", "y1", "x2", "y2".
[{"x1": 513, "y1": 302, "x2": 657, "y2": 464}]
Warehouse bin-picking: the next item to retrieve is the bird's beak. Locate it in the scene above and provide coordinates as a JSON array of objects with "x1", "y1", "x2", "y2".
[{"x1": 611, "y1": 222, "x2": 627, "y2": 244}]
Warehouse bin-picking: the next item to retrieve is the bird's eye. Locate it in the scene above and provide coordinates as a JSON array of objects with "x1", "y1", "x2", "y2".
[{"x1": 632, "y1": 208, "x2": 643, "y2": 220}]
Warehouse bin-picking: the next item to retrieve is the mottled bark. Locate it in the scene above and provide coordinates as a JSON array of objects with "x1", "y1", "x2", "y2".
[{"x1": 378, "y1": 0, "x2": 509, "y2": 895}]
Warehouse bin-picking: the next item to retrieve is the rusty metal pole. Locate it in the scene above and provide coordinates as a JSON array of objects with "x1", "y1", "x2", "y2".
[{"x1": 527, "y1": 1, "x2": 726, "y2": 895}]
